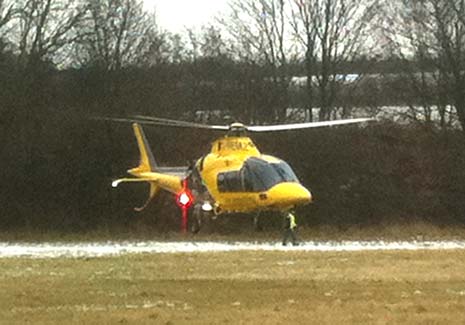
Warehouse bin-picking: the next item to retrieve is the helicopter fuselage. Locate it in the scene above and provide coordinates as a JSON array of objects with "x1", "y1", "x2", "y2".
[{"x1": 194, "y1": 135, "x2": 312, "y2": 214}]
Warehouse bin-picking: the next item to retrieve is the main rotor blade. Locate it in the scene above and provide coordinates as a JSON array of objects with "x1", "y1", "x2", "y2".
[
  {"x1": 95, "y1": 115, "x2": 229, "y2": 131},
  {"x1": 132, "y1": 115, "x2": 229, "y2": 130},
  {"x1": 246, "y1": 118, "x2": 374, "y2": 132}
]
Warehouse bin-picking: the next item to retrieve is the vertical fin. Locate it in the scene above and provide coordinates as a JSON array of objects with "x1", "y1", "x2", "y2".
[
  {"x1": 129, "y1": 123, "x2": 160, "y2": 211},
  {"x1": 132, "y1": 123, "x2": 157, "y2": 172}
]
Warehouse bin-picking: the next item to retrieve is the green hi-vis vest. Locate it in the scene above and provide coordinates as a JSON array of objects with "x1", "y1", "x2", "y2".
[{"x1": 289, "y1": 213, "x2": 297, "y2": 229}]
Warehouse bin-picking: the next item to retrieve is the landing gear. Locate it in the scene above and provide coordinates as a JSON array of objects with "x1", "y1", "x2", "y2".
[
  {"x1": 189, "y1": 203, "x2": 215, "y2": 234},
  {"x1": 253, "y1": 212, "x2": 263, "y2": 231},
  {"x1": 190, "y1": 203, "x2": 202, "y2": 234}
]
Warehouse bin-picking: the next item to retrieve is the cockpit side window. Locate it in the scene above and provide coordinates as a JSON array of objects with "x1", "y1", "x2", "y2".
[{"x1": 217, "y1": 170, "x2": 242, "y2": 192}]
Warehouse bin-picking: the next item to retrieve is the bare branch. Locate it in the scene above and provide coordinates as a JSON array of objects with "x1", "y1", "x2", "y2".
[
  {"x1": 0, "y1": 0, "x2": 15, "y2": 32},
  {"x1": 14, "y1": 0, "x2": 88, "y2": 69}
]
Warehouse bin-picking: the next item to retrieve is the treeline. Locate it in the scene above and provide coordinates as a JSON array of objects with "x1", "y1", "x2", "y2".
[
  {"x1": 1, "y1": 0, "x2": 465, "y2": 232},
  {"x1": 2, "y1": 113, "x2": 465, "y2": 232}
]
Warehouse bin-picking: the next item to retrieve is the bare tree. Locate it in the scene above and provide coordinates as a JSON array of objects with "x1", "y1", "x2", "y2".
[
  {"x1": 290, "y1": 0, "x2": 380, "y2": 121},
  {"x1": 289, "y1": 0, "x2": 317, "y2": 121},
  {"x1": 185, "y1": 25, "x2": 227, "y2": 59},
  {"x1": 141, "y1": 31, "x2": 171, "y2": 66},
  {"x1": 381, "y1": 0, "x2": 447, "y2": 126},
  {"x1": 75, "y1": 0, "x2": 157, "y2": 70},
  {"x1": 13, "y1": 0, "x2": 87, "y2": 71},
  {"x1": 436, "y1": 0, "x2": 465, "y2": 133},
  {"x1": 221, "y1": 0, "x2": 295, "y2": 123},
  {"x1": 382, "y1": 0, "x2": 465, "y2": 132},
  {"x1": 181, "y1": 25, "x2": 239, "y2": 122}
]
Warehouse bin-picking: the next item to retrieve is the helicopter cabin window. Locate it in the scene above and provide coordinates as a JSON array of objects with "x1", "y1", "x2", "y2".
[{"x1": 217, "y1": 171, "x2": 243, "y2": 192}]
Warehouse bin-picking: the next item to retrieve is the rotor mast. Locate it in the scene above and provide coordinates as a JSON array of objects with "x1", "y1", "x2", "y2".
[{"x1": 211, "y1": 123, "x2": 260, "y2": 158}]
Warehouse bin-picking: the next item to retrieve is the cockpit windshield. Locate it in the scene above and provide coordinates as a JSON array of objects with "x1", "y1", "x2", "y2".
[
  {"x1": 217, "y1": 157, "x2": 299, "y2": 193},
  {"x1": 243, "y1": 157, "x2": 298, "y2": 191}
]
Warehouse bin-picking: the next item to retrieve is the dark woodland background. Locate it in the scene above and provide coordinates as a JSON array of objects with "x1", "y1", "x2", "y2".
[{"x1": 1, "y1": 0, "x2": 465, "y2": 233}]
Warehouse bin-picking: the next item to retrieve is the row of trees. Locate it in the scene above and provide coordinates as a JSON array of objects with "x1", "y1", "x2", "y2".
[
  {"x1": 0, "y1": 0, "x2": 159, "y2": 71},
  {"x1": 1, "y1": 0, "x2": 465, "y2": 129}
]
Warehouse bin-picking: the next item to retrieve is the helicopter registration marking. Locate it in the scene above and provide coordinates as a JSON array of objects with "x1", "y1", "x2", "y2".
[{"x1": 219, "y1": 140, "x2": 255, "y2": 151}]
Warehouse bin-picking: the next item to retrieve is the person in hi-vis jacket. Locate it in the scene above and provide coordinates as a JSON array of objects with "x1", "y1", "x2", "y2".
[{"x1": 282, "y1": 210, "x2": 298, "y2": 246}]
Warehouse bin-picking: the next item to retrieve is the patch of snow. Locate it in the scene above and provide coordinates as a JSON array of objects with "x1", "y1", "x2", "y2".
[{"x1": 1, "y1": 240, "x2": 465, "y2": 258}]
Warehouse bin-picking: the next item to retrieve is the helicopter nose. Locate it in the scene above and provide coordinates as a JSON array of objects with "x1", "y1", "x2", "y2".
[{"x1": 264, "y1": 182, "x2": 312, "y2": 208}]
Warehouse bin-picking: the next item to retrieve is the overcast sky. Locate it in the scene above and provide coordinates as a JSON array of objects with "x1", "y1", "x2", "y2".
[{"x1": 143, "y1": 0, "x2": 229, "y2": 34}]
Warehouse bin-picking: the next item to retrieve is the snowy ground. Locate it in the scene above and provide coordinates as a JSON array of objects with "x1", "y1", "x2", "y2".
[{"x1": 1, "y1": 240, "x2": 465, "y2": 258}]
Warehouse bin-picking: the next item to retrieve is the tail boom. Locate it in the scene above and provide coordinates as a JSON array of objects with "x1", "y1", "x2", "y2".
[{"x1": 112, "y1": 123, "x2": 184, "y2": 211}]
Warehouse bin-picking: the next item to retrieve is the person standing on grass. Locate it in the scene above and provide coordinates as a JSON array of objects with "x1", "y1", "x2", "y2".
[{"x1": 282, "y1": 209, "x2": 298, "y2": 246}]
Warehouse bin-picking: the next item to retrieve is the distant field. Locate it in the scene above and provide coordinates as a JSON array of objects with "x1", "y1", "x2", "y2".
[{"x1": 1, "y1": 250, "x2": 465, "y2": 324}]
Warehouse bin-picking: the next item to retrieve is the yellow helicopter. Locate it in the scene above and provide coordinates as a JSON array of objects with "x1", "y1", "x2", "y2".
[{"x1": 110, "y1": 116, "x2": 372, "y2": 232}]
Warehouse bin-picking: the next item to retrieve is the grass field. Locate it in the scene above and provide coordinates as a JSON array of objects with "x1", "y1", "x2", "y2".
[{"x1": 1, "y1": 249, "x2": 465, "y2": 324}]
